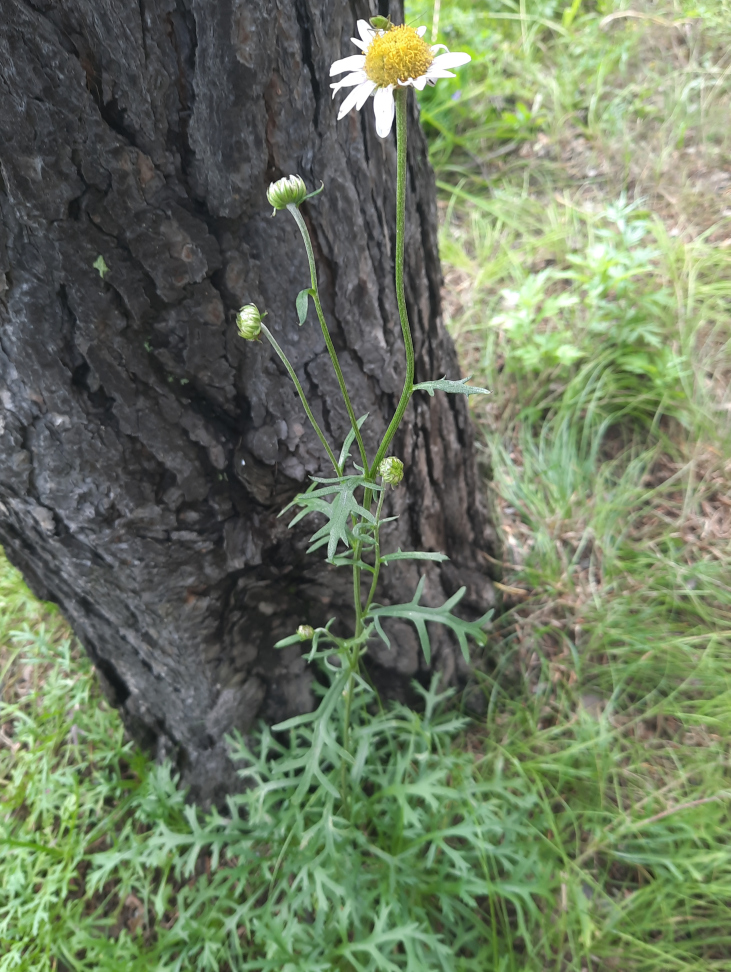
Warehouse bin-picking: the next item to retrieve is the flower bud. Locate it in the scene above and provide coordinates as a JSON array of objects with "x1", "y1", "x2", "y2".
[
  {"x1": 378, "y1": 456, "x2": 404, "y2": 487},
  {"x1": 236, "y1": 304, "x2": 262, "y2": 341},
  {"x1": 267, "y1": 175, "x2": 308, "y2": 213},
  {"x1": 297, "y1": 624, "x2": 315, "y2": 641}
]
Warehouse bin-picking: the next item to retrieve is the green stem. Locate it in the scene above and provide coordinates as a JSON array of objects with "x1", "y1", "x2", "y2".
[
  {"x1": 353, "y1": 543, "x2": 364, "y2": 638},
  {"x1": 343, "y1": 648, "x2": 356, "y2": 750},
  {"x1": 287, "y1": 204, "x2": 370, "y2": 473},
  {"x1": 352, "y1": 476, "x2": 381, "y2": 638},
  {"x1": 344, "y1": 484, "x2": 386, "y2": 805},
  {"x1": 340, "y1": 640, "x2": 358, "y2": 811},
  {"x1": 371, "y1": 88, "x2": 414, "y2": 476},
  {"x1": 363, "y1": 487, "x2": 386, "y2": 617},
  {"x1": 348, "y1": 481, "x2": 382, "y2": 778},
  {"x1": 260, "y1": 322, "x2": 340, "y2": 475}
]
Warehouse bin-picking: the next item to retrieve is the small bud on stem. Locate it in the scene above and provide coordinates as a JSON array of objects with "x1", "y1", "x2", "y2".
[
  {"x1": 267, "y1": 175, "x2": 308, "y2": 213},
  {"x1": 378, "y1": 456, "x2": 404, "y2": 487},
  {"x1": 236, "y1": 304, "x2": 262, "y2": 341}
]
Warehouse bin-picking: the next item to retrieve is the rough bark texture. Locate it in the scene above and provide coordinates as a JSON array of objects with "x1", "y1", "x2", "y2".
[{"x1": 0, "y1": 0, "x2": 498, "y2": 803}]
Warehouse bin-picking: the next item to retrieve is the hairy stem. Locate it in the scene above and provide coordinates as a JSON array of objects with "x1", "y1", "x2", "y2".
[
  {"x1": 260, "y1": 323, "x2": 340, "y2": 474},
  {"x1": 287, "y1": 204, "x2": 370, "y2": 472},
  {"x1": 371, "y1": 88, "x2": 415, "y2": 475}
]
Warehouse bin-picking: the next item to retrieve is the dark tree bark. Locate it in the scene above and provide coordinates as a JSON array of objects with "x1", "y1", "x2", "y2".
[{"x1": 0, "y1": 0, "x2": 498, "y2": 802}]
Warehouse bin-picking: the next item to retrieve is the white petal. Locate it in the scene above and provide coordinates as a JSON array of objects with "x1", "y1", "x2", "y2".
[
  {"x1": 330, "y1": 54, "x2": 366, "y2": 76},
  {"x1": 398, "y1": 75, "x2": 429, "y2": 91},
  {"x1": 330, "y1": 70, "x2": 368, "y2": 95},
  {"x1": 430, "y1": 43, "x2": 448, "y2": 53},
  {"x1": 425, "y1": 67, "x2": 456, "y2": 80},
  {"x1": 416, "y1": 25, "x2": 427, "y2": 36},
  {"x1": 357, "y1": 19, "x2": 373, "y2": 42},
  {"x1": 351, "y1": 36, "x2": 368, "y2": 51},
  {"x1": 431, "y1": 51, "x2": 471, "y2": 70},
  {"x1": 354, "y1": 79, "x2": 376, "y2": 110},
  {"x1": 338, "y1": 81, "x2": 372, "y2": 120},
  {"x1": 373, "y1": 86, "x2": 395, "y2": 138}
]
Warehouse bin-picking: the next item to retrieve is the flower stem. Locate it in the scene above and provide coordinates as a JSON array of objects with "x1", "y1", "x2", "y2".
[
  {"x1": 340, "y1": 639, "x2": 359, "y2": 811},
  {"x1": 353, "y1": 542, "x2": 364, "y2": 637},
  {"x1": 363, "y1": 487, "x2": 386, "y2": 616},
  {"x1": 287, "y1": 204, "x2": 370, "y2": 473},
  {"x1": 371, "y1": 88, "x2": 415, "y2": 476},
  {"x1": 260, "y1": 322, "x2": 340, "y2": 475}
]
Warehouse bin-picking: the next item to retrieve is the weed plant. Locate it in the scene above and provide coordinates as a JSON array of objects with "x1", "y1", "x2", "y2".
[
  {"x1": 3, "y1": 1, "x2": 731, "y2": 969},
  {"x1": 1, "y1": 617, "x2": 541, "y2": 971}
]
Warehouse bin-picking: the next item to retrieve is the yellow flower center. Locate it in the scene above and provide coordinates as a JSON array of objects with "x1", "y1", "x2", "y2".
[{"x1": 364, "y1": 25, "x2": 434, "y2": 87}]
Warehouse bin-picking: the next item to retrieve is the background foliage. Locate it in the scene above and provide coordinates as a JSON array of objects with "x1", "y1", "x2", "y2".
[{"x1": 2, "y1": 0, "x2": 731, "y2": 968}]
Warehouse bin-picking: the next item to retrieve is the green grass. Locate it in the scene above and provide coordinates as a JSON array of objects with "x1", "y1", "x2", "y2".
[{"x1": 3, "y1": 0, "x2": 731, "y2": 968}]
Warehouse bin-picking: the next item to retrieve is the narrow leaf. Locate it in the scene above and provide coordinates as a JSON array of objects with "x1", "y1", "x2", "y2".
[
  {"x1": 304, "y1": 181, "x2": 324, "y2": 201},
  {"x1": 380, "y1": 549, "x2": 450, "y2": 565},
  {"x1": 413, "y1": 375, "x2": 491, "y2": 397},
  {"x1": 329, "y1": 555, "x2": 375, "y2": 573},
  {"x1": 296, "y1": 288, "x2": 312, "y2": 325},
  {"x1": 274, "y1": 633, "x2": 304, "y2": 648},
  {"x1": 338, "y1": 414, "x2": 369, "y2": 469}
]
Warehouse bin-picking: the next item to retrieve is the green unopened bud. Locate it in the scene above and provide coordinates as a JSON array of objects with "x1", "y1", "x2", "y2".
[
  {"x1": 378, "y1": 456, "x2": 404, "y2": 487},
  {"x1": 236, "y1": 304, "x2": 262, "y2": 341},
  {"x1": 267, "y1": 175, "x2": 308, "y2": 213},
  {"x1": 297, "y1": 624, "x2": 315, "y2": 641}
]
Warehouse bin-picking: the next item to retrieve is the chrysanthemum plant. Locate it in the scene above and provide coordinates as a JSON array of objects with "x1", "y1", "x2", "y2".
[{"x1": 238, "y1": 18, "x2": 489, "y2": 802}]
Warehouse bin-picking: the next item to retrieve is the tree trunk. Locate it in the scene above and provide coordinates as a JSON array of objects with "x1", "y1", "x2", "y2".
[{"x1": 0, "y1": 0, "x2": 498, "y2": 803}]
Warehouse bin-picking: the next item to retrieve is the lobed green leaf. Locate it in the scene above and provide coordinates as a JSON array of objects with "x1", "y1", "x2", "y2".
[
  {"x1": 366, "y1": 575, "x2": 493, "y2": 664},
  {"x1": 282, "y1": 475, "x2": 380, "y2": 561}
]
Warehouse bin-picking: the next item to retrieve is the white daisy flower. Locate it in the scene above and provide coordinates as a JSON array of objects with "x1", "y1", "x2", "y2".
[{"x1": 330, "y1": 20, "x2": 471, "y2": 138}]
